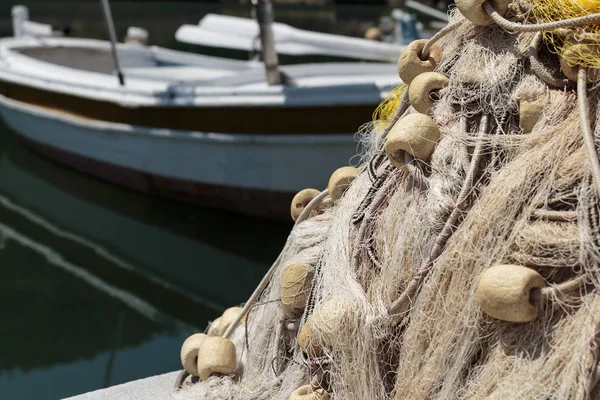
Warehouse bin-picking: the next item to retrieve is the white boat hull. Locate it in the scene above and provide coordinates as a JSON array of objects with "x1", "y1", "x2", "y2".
[
  {"x1": 0, "y1": 36, "x2": 396, "y2": 220},
  {"x1": 0, "y1": 94, "x2": 360, "y2": 220}
]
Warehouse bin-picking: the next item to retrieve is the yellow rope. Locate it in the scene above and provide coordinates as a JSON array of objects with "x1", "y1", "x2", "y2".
[
  {"x1": 528, "y1": 0, "x2": 600, "y2": 68},
  {"x1": 372, "y1": 84, "x2": 407, "y2": 130}
]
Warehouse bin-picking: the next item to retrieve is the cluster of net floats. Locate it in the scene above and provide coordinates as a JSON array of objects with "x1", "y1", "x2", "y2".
[{"x1": 178, "y1": 0, "x2": 600, "y2": 397}]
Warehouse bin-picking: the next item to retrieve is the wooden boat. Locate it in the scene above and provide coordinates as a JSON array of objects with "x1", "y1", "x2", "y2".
[
  {"x1": 176, "y1": 13, "x2": 406, "y2": 61},
  {"x1": 0, "y1": 4, "x2": 402, "y2": 221}
]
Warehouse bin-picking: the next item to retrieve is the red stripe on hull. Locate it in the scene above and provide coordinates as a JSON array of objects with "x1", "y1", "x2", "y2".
[{"x1": 12, "y1": 132, "x2": 295, "y2": 222}]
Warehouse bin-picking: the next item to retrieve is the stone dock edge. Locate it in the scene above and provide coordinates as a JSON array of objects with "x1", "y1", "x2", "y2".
[{"x1": 65, "y1": 371, "x2": 180, "y2": 400}]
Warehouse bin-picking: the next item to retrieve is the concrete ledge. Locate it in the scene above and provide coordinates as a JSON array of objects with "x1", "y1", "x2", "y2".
[{"x1": 65, "y1": 371, "x2": 179, "y2": 400}]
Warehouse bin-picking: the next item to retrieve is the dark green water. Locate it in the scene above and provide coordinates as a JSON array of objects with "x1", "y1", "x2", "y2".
[
  {"x1": 0, "y1": 1, "x2": 405, "y2": 399},
  {"x1": 0, "y1": 118, "x2": 290, "y2": 399}
]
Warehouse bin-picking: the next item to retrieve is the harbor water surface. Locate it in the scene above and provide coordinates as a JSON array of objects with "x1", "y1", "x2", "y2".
[{"x1": 0, "y1": 1, "x2": 398, "y2": 398}]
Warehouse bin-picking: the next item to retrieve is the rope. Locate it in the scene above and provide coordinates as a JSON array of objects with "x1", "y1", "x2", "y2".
[
  {"x1": 484, "y1": 2, "x2": 600, "y2": 33},
  {"x1": 271, "y1": 321, "x2": 285, "y2": 375},
  {"x1": 174, "y1": 370, "x2": 190, "y2": 390},
  {"x1": 511, "y1": 252, "x2": 578, "y2": 268},
  {"x1": 351, "y1": 171, "x2": 400, "y2": 277},
  {"x1": 422, "y1": 21, "x2": 462, "y2": 58},
  {"x1": 358, "y1": 91, "x2": 411, "y2": 218},
  {"x1": 388, "y1": 114, "x2": 490, "y2": 321},
  {"x1": 353, "y1": 164, "x2": 394, "y2": 225},
  {"x1": 528, "y1": 31, "x2": 569, "y2": 88},
  {"x1": 578, "y1": 67, "x2": 600, "y2": 200},
  {"x1": 367, "y1": 153, "x2": 385, "y2": 183},
  {"x1": 298, "y1": 254, "x2": 325, "y2": 365},
  {"x1": 540, "y1": 274, "x2": 590, "y2": 298},
  {"x1": 366, "y1": 245, "x2": 384, "y2": 271},
  {"x1": 302, "y1": 254, "x2": 323, "y2": 328},
  {"x1": 588, "y1": 324, "x2": 600, "y2": 396},
  {"x1": 532, "y1": 209, "x2": 578, "y2": 222},
  {"x1": 527, "y1": 70, "x2": 600, "y2": 304},
  {"x1": 585, "y1": 173, "x2": 600, "y2": 251},
  {"x1": 459, "y1": 116, "x2": 471, "y2": 173}
]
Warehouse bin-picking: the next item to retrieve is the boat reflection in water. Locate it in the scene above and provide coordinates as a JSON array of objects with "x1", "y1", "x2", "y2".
[{"x1": 0, "y1": 125, "x2": 288, "y2": 399}]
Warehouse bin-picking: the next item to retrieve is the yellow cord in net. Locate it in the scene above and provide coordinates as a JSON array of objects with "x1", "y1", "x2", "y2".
[
  {"x1": 372, "y1": 84, "x2": 407, "y2": 130},
  {"x1": 529, "y1": 0, "x2": 600, "y2": 68}
]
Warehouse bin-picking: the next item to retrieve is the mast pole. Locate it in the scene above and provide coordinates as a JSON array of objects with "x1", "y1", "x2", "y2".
[
  {"x1": 100, "y1": 0, "x2": 125, "y2": 86},
  {"x1": 254, "y1": 0, "x2": 282, "y2": 86}
]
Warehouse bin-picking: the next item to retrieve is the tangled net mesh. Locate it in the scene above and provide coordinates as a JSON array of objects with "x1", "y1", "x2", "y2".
[
  {"x1": 529, "y1": 0, "x2": 600, "y2": 68},
  {"x1": 174, "y1": 2, "x2": 600, "y2": 399}
]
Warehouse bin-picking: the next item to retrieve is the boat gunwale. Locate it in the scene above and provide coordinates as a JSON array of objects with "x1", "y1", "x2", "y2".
[{"x1": 0, "y1": 92, "x2": 359, "y2": 144}]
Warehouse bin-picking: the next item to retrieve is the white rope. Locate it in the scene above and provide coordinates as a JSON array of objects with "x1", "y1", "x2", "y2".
[
  {"x1": 422, "y1": 21, "x2": 462, "y2": 58},
  {"x1": 528, "y1": 31, "x2": 569, "y2": 88},
  {"x1": 578, "y1": 67, "x2": 600, "y2": 200}
]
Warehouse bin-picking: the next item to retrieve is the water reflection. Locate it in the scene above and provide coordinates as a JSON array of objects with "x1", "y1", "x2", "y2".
[{"x1": 0, "y1": 124, "x2": 289, "y2": 399}]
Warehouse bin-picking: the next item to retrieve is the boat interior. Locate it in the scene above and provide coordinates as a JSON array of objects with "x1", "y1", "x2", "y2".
[
  {"x1": 16, "y1": 44, "x2": 255, "y2": 82},
  {"x1": 4, "y1": 4, "x2": 400, "y2": 91},
  {"x1": 13, "y1": 43, "x2": 398, "y2": 88}
]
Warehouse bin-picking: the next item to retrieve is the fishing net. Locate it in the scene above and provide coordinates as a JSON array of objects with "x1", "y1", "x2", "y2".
[
  {"x1": 529, "y1": 0, "x2": 600, "y2": 68},
  {"x1": 174, "y1": 1, "x2": 600, "y2": 399}
]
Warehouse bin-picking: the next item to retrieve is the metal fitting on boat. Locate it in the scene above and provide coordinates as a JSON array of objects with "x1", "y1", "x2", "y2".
[
  {"x1": 455, "y1": 0, "x2": 510, "y2": 26},
  {"x1": 518, "y1": 96, "x2": 546, "y2": 134},
  {"x1": 476, "y1": 264, "x2": 546, "y2": 322},
  {"x1": 408, "y1": 72, "x2": 449, "y2": 116},
  {"x1": 289, "y1": 384, "x2": 330, "y2": 400},
  {"x1": 208, "y1": 307, "x2": 244, "y2": 337},
  {"x1": 180, "y1": 333, "x2": 207, "y2": 377},
  {"x1": 281, "y1": 263, "x2": 315, "y2": 316},
  {"x1": 559, "y1": 43, "x2": 600, "y2": 83},
  {"x1": 291, "y1": 188, "x2": 321, "y2": 222},
  {"x1": 197, "y1": 336, "x2": 237, "y2": 381},
  {"x1": 384, "y1": 113, "x2": 440, "y2": 169},
  {"x1": 397, "y1": 39, "x2": 443, "y2": 85},
  {"x1": 328, "y1": 166, "x2": 359, "y2": 203}
]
